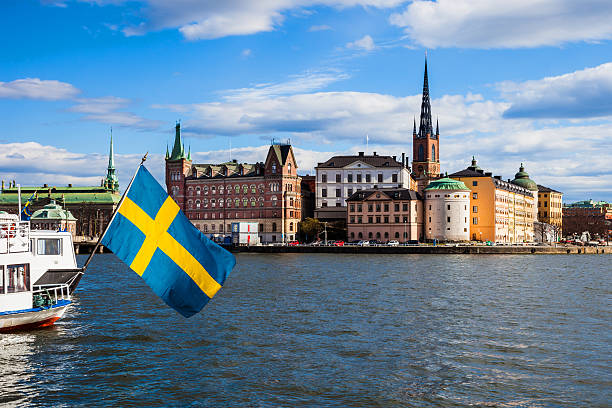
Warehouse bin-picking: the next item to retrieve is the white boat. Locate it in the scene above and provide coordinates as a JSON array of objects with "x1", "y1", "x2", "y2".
[{"x1": 0, "y1": 212, "x2": 82, "y2": 332}]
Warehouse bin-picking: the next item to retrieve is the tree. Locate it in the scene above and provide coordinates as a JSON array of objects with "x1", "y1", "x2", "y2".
[{"x1": 298, "y1": 218, "x2": 322, "y2": 242}]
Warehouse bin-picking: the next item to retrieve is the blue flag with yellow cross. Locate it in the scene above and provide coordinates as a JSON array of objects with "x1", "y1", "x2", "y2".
[{"x1": 101, "y1": 165, "x2": 235, "y2": 318}]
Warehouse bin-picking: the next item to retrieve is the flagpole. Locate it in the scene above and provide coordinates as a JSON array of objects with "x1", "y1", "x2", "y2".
[{"x1": 80, "y1": 153, "x2": 148, "y2": 272}]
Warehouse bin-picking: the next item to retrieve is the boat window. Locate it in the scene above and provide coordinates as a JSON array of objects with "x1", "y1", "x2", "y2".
[
  {"x1": 37, "y1": 238, "x2": 62, "y2": 255},
  {"x1": 0, "y1": 266, "x2": 3, "y2": 294},
  {"x1": 7, "y1": 264, "x2": 30, "y2": 293}
]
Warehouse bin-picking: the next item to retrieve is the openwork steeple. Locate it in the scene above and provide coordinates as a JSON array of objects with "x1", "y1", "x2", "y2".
[{"x1": 418, "y1": 57, "x2": 434, "y2": 139}]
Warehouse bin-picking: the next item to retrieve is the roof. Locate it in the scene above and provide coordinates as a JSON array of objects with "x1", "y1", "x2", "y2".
[
  {"x1": 511, "y1": 164, "x2": 538, "y2": 191},
  {"x1": 271, "y1": 144, "x2": 293, "y2": 166},
  {"x1": 537, "y1": 184, "x2": 562, "y2": 194},
  {"x1": 0, "y1": 191, "x2": 120, "y2": 205},
  {"x1": 31, "y1": 201, "x2": 77, "y2": 221},
  {"x1": 424, "y1": 177, "x2": 470, "y2": 191},
  {"x1": 316, "y1": 153, "x2": 403, "y2": 169},
  {"x1": 448, "y1": 168, "x2": 488, "y2": 178},
  {"x1": 187, "y1": 161, "x2": 263, "y2": 180},
  {"x1": 565, "y1": 200, "x2": 610, "y2": 208},
  {"x1": 346, "y1": 188, "x2": 421, "y2": 202}
]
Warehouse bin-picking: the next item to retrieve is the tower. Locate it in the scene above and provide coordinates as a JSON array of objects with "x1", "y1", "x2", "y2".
[
  {"x1": 104, "y1": 130, "x2": 120, "y2": 192},
  {"x1": 412, "y1": 57, "x2": 440, "y2": 181},
  {"x1": 165, "y1": 122, "x2": 192, "y2": 208}
]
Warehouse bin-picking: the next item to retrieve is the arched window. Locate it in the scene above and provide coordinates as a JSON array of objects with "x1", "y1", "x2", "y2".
[
  {"x1": 204, "y1": 186, "x2": 209, "y2": 194},
  {"x1": 196, "y1": 186, "x2": 201, "y2": 195},
  {"x1": 259, "y1": 197, "x2": 264, "y2": 207},
  {"x1": 195, "y1": 200, "x2": 201, "y2": 209},
  {"x1": 418, "y1": 145, "x2": 424, "y2": 161},
  {"x1": 271, "y1": 196, "x2": 278, "y2": 206},
  {"x1": 234, "y1": 185, "x2": 240, "y2": 193},
  {"x1": 368, "y1": 232, "x2": 373, "y2": 238},
  {"x1": 358, "y1": 232, "x2": 363, "y2": 239},
  {"x1": 188, "y1": 187, "x2": 193, "y2": 196},
  {"x1": 204, "y1": 225, "x2": 208, "y2": 232},
  {"x1": 376, "y1": 232, "x2": 381, "y2": 239},
  {"x1": 289, "y1": 222, "x2": 294, "y2": 232},
  {"x1": 272, "y1": 222, "x2": 277, "y2": 232},
  {"x1": 250, "y1": 184, "x2": 256, "y2": 193},
  {"x1": 350, "y1": 232, "x2": 355, "y2": 239},
  {"x1": 242, "y1": 184, "x2": 248, "y2": 193},
  {"x1": 242, "y1": 198, "x2": 248, "y2": 207},
  {"x1": 235, "y1": 198, "x2": 240, "y2": 207},
  {"x1": 188, "y1": 199, "x2": 193, "y2": 209},
  {"x1": 211, "y1": 199, "x2": 216, "y2": 207},
  {"x1": 271, "y1": 162, "x2": 277, "y2": 174},
  {"x1": 395, "y1": 232, "x2": 399, "y2": 238},
  {"x1": 226, "y1": 198, "x2": 232, "y2": 207},
  {"x1": 250, "y1": 198, "x2": 256, "y2": 206},
  {"x1": 432, "y1": 145, "x2": 436, "y2": 161},
  {"x1": 288, "y1": 163, "x2": 292, "y2": 173},
  {"x1": 384, "y1": 232, "x2": 389, "y2": 239},
  {"x1": 203, "y1": 198, "x2": 208, "y2": 207}
]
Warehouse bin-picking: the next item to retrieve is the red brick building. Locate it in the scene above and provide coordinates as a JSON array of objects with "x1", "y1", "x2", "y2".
[
  {"x1": 165, "y1": 124, "x2": 302, "y2": 243},
  {"x1": 563, "y1": 200, "x2": 612, "y2": 240}
]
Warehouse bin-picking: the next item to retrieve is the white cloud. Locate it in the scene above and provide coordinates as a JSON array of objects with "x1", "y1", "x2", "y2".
[
  {"x1": 0, "y1": 78, "x2": 79, "y2": 100},
  {"x1": 499, "y1": 62, "x2": 612, "y2": 119},
  {"x1": 0, "y1": 142, "x2": 166, "y2": 190},
  {"x1": 74, "y1": 0, "x2": 405, "y2": 40},
  {"x1": 241, "y1": 48, "x2": 252, "y2": 58},
  {"x1": 70, "y1": 96, "x2": 164, "y2": 129},
  {"x1": 390, "y1": 0, "x2": 612, "y2": 48},
  {"x1": 346, "y1": 34, "x2": 375, "y2": 51}
]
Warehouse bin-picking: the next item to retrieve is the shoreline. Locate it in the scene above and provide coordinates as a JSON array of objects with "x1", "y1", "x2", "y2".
[{"x1": 228, "y1": 244, "x2": 609, "y2": 255}]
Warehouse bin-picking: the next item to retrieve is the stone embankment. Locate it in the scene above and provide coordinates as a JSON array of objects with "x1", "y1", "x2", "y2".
[{"x1": 230, "y1": 245, "x2": 609, "y2": 255}]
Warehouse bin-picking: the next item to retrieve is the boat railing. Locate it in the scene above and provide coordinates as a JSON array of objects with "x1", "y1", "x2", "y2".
[
  {"x1": 0, "y1": 221, "x2": 30, "y2": 254},
  {"x1": 32, "y1": 283, "x2": 71, "y2": 307}
]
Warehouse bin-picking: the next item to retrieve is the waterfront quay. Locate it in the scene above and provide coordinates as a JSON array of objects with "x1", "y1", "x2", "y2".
[{"x1": 230, "y1": 243, "x2": 609, "y2": 255}]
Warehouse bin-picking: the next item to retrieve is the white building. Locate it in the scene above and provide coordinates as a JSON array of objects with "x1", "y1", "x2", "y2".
[
  {"x1": 314, "y1": 152, "x2": 414, "y2": 220},
  {"x1": 424, "y1": 176, "x2": 471, "y2": 242}
]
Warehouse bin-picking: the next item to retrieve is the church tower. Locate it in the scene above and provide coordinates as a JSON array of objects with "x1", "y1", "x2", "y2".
[
  {"x1": 104, "y1": 130, "x2": 120, "y2": 193},
  {"x1": 165, "y1": 122, "x2": 192, "y2": 208},
  {"x1": 412, "y1": 57, "x2": 440, "y2": 181}
]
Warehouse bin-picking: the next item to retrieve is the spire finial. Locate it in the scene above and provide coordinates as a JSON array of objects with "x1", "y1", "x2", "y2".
[
  {"x1": 187, "y1": 144, "x2": 192, "y2": 161},
  {"x1": 436, "y1": 117, "x2": 439, "y2": 135},
  {"x1": 413, "y1": 117, "x2": 417, "y2": 135},
  {"x1": 170, "y1": 120, "x2": 185, "y2": 160},
  {"x1": 418, "y1": 53, "x2": 433, "y2": 139}
]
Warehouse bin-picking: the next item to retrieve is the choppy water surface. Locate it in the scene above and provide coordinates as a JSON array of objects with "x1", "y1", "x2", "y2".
[{"x1": 1, "y1": 254, "x2": 611, "y2": 407}]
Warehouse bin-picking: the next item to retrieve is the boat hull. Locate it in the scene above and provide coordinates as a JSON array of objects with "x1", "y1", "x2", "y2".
[{"x1": 0, "y1": 299, "x2": 71, "y2": 332}]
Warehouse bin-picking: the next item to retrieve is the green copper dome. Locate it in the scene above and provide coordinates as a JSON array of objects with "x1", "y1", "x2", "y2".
[
  {"x1": 31, "y1": 201, "x2": 77, "y2": 221},
  {"x1": 424, "y1": 176, "x2": 470, "y2": 191},
  {"x1": 511, "y1": 163, "x2": 538, "y2": 191}
]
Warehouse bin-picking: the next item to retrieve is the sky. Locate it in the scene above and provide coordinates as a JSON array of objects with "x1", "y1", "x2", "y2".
[{"x1": 2, "y1": 0, "x2": 612, "y2": 203}]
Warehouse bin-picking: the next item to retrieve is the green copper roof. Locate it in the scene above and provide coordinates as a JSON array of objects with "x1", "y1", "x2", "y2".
[
  {"x1": 0, "y1": 191, "x2": 120, "y2": 205},
  {"x1": 31, "y1": 201, "x2": 77, "y2": 221},
  {"x1": 424, "y1": 176, "x2": 470, "y2": 191},
  {"x1": 511, "y1": 163, "x2": 538, "y2": 191},
  {"x1": 169, "y1": 122, "x2": 188, "y2": 161}
]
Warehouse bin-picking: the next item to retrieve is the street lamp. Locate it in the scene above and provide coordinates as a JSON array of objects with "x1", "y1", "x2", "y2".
[{"x1": 403, "y1": 219, "x2": 407, "y2": 244}]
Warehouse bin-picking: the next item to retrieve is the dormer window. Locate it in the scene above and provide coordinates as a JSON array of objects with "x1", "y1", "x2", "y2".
[{"x1": 271, "y1": 162, "x2": 277, "y2": 174}]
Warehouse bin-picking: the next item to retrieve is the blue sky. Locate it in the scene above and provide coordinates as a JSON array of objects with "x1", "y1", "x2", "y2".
[{"x1": 2, "y1": 0, "x2": 612, "y2": 202}]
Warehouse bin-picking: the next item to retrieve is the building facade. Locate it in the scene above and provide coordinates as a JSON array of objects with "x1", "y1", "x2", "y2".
[
  {"x1": 0, "y1": 134, "x2": 120, "y2": 238},
  {"x1": 449, "y1": 158, "x2": 535, "y2": 243},
  {"x1": 537, "y1": 184, "x2": 563, "y2": 238},
  {"x1": 424, "y1": 177, "x2": 470, "y2": 242},
  {"x1": 30, "y1": 201, "x2": 77, "y2": 238},
  {"x1": 165, "y1": 123, "x2": 302, "y2": 243},
  {"x1": 346, "y1": 188, "x2": 422, "y2": 243},
  {"x1": 563, "y1": 200, "x2": 611, "y2": 239}
]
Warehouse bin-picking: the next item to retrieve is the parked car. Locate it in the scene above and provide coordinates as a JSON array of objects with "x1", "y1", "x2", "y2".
[
  {"x1": 357, "y1": 240, "x2": 370, "y2": 246},
  {"x1": 288, "y1": 241, "x2": 300, "y2": 246},
  {"x1": 387, "y1": 240, "x2": 399, "y2": 246},
  {"x1": 334, "y1": 240, "x2": 345, "y2": 247}
]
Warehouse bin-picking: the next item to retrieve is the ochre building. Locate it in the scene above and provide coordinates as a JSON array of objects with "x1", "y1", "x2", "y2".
[
  {"x1": 537, "y1": 185, "x2": 563, "y2": 236},
  {"x1": 449, "y1": 158, "x2": 536, "y2": 243}
]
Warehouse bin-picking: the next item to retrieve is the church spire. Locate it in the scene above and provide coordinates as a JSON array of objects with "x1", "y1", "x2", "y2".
[
  {"x1": 418, "y1": 55, "x2": 433, "y2": 139},
  {"x1": 436, "y1": 117, "x2": 439, "y2": 136},
  {"x1": 105, "y1": 129, "x2": 119, "y2": 192},
  {"x1": 413, "y1": 117, "x2": 417, "y2": 136},
  {"x1": 169, "y1": 121, "x2": 186, "y2": 161}
]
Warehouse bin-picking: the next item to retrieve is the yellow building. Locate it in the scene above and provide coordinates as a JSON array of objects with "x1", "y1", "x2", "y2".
[
  {"x1": 449, "y1": 158, "x2": 536, "y2": 243},
  {"x1": 537, "y1": 184, "x2": 563, "y2": 236}
]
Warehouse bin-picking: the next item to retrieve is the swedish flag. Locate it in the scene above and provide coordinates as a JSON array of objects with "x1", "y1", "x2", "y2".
[{"x1": 101, "y1": 165, "x2": 235, "y2": 317}]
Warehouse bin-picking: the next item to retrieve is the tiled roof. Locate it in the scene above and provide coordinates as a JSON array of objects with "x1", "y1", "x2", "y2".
[
  {"x1": 346, "y1": 188, "x2": 421, "y2": 202},
  {"x1": 316, "y1": 154, "x2": 403, "y2": 169},
  {"x1": 537, "y1": 184, "x2": 562, "y2": 194},
  {"x1": 448, "y1": 168, "x2": 488, "y2": 178}
]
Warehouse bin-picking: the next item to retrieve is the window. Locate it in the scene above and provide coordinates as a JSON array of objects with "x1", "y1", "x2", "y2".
[
  {"x1": 350, "y1": 204, "x2": 355, "y2": 212},
  {"x1": 447, "y1": 204, "x2": 451, "y2": 210},
  {"x1": 368, "y1": 216, "x2": 373, "y2": 223},
  {"x1": 368, "y1": 204, "x2": 373, "y2": 212},
  {"x1": 272, "y1": 223, "x2": 277, "y2": 232},
  {"x1": 336, "y1": 189, "x2": 341, "y2": 198},
  {"x1": 473, "y1": 181, "x2": 478, "y2": 186},
  {"x1": 384, "y1": 204, "x2": 389, "y2": 212},
  {"x1": 289, "y1": 222, "x2": 294, "y2": 232},
  {"x1": 347, "y1": 188, "x2": 353, "y2": 196},
  {"x1": 358, "y1": 216, "x2": 363, "y2": 224},
  {"x1": 37, "y1": 238, "x2": 61, "y2": 255},
  {"x1": 376, "y1": 204, "x2": 381, "y2": 212},
  {"x1": 432, "y1": 145, "x2": 436, "y2": 161},
  {"x1": 384, "y1": 216, "x2": 389, "y2": 223},
  {"x1": 403, "y1": 203, "x2": 408, "y2": 211},
  {"x1": 272, "y1": 162, "x2": 277, "y2": 173},
  {"x1": 321, "y1": 173, "x2": 327, "y2": 183},
  {"x1": 366, "y1": 174, "x2": 371, "y2": 182},
  {"x1": 357, "y1": 204, "x2": 362, "y2": 212},
  {"x1": 473, "y1": 217, "x2": 478, "y2": 225},
  {"x1": 392, "y1": 173, "x2": 398, "y2": 183},
  {"x1": 395, "y1": 216, "x2": 400, "y2": 223},
  {"x1": 322, "y1": 201, "x2": 328, "y2": 207},
  {"x1": 368, "y1": 232, "x2": 373, "y2": 239},
  {"x1": 394, "y1": 203, "x2": 400, "y2": 212},
  {"x1": 473, "y1": 206, "x2": 478, "y2": 213},
  {"x1": 350, "y1": 216, "x2": 355, "y2": 223},
  {"x1": 348, "y1": 174, "x2": 353, "y2": 183},
  {"x1": 0, "y1": 266, "x2": 3, "y2": 294},
  {"x1": 376, "y1": 216, "x2": 381, "y2": 223},
  {"x1": 473, "y1": 192, "x2": 478, "y2": 199},
  {"x1": 447, "y1": 216, "x2": 451, "y2": 223},
  {"x1": 357, "y1": 174, "x2": 362, "y2": 183},
  {"x1": 378, "y1": 173, "x2": 383, "y2": 183},
  {"x1": 418, "y1": 145, "x2": 424, "y2": 161},
  {"x1": 288, "y1": 163, "x2": 292, "y2": 173},
  {"x1": 336, "y1": 174, "x2": 341, "y2": 183},
  {"x1": 335, "y1": 202, "x2": 341, "y2": 207},
  {"x1": 6, "y1": 264, "x2": 30, "y2": 293},
  {"x1": 322, "y1": 188, "x2": 327, "y2": 198}
]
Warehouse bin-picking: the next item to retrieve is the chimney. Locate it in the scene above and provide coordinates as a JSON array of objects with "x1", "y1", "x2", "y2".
[
  {"x1": 392, "y1": 155, "x2": 396, "y2": 162},
  {"x1": 358, "y1": 152, "x2": 364, "y2": 157},
  {"x1": 494, "y1": 175, "x2": 501, "y2": 180},
  {"x1": 373, "y1": 151, "x2": 377, "y2": 156},
  {"x1": 485, "y1": 172, "x2": 492, "y2": 177},
  {"x1": 43, "y1": 183, "x2": 48, "y2": 188},
  {"x1": 401, "y1": 153, "x2": 405, "y2": 167},
  {"x1": 477, "y1": 169, "x2": 484, "y2": 174}
]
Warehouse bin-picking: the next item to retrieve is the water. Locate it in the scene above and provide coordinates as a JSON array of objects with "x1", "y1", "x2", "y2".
[{"x1": 1, "y1": 254, "x2": 610, "y2": 407}]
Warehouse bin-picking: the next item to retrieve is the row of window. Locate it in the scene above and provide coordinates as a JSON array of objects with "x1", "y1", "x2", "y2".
[
  {"x1": 188, "y1": 210, "x2": 300, "y2": 220},
  {"x1": 349, "y1": 231, "x2": 409, "y2": 240},
  {"x1": 425, "y1": 194, "x2": 470, "y2": 199},
  {"x1": 197, "y1": 222, "x2": 294, "y2": 233},
  {"x1": 320, "y1": 173, "x2": 391, "y2": 183},
  {"x1": 185, "y1": 182, "x2": 297, "y2": 196},
  {"x1": 187, "y1": 196, "x2": 298, "y2": 209},
  {"x1": 427, "y1": 216, "x2": 469, "y2": 224},
  {"x1": 349, "y1": 203, "x2": 414, "y2": 213},
  {"x1": 0, "y1": 264, "x2": 30, "y2": 294},
  {"x1": 349, "y1": 215, "x2": 414, "y2": 224}
]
